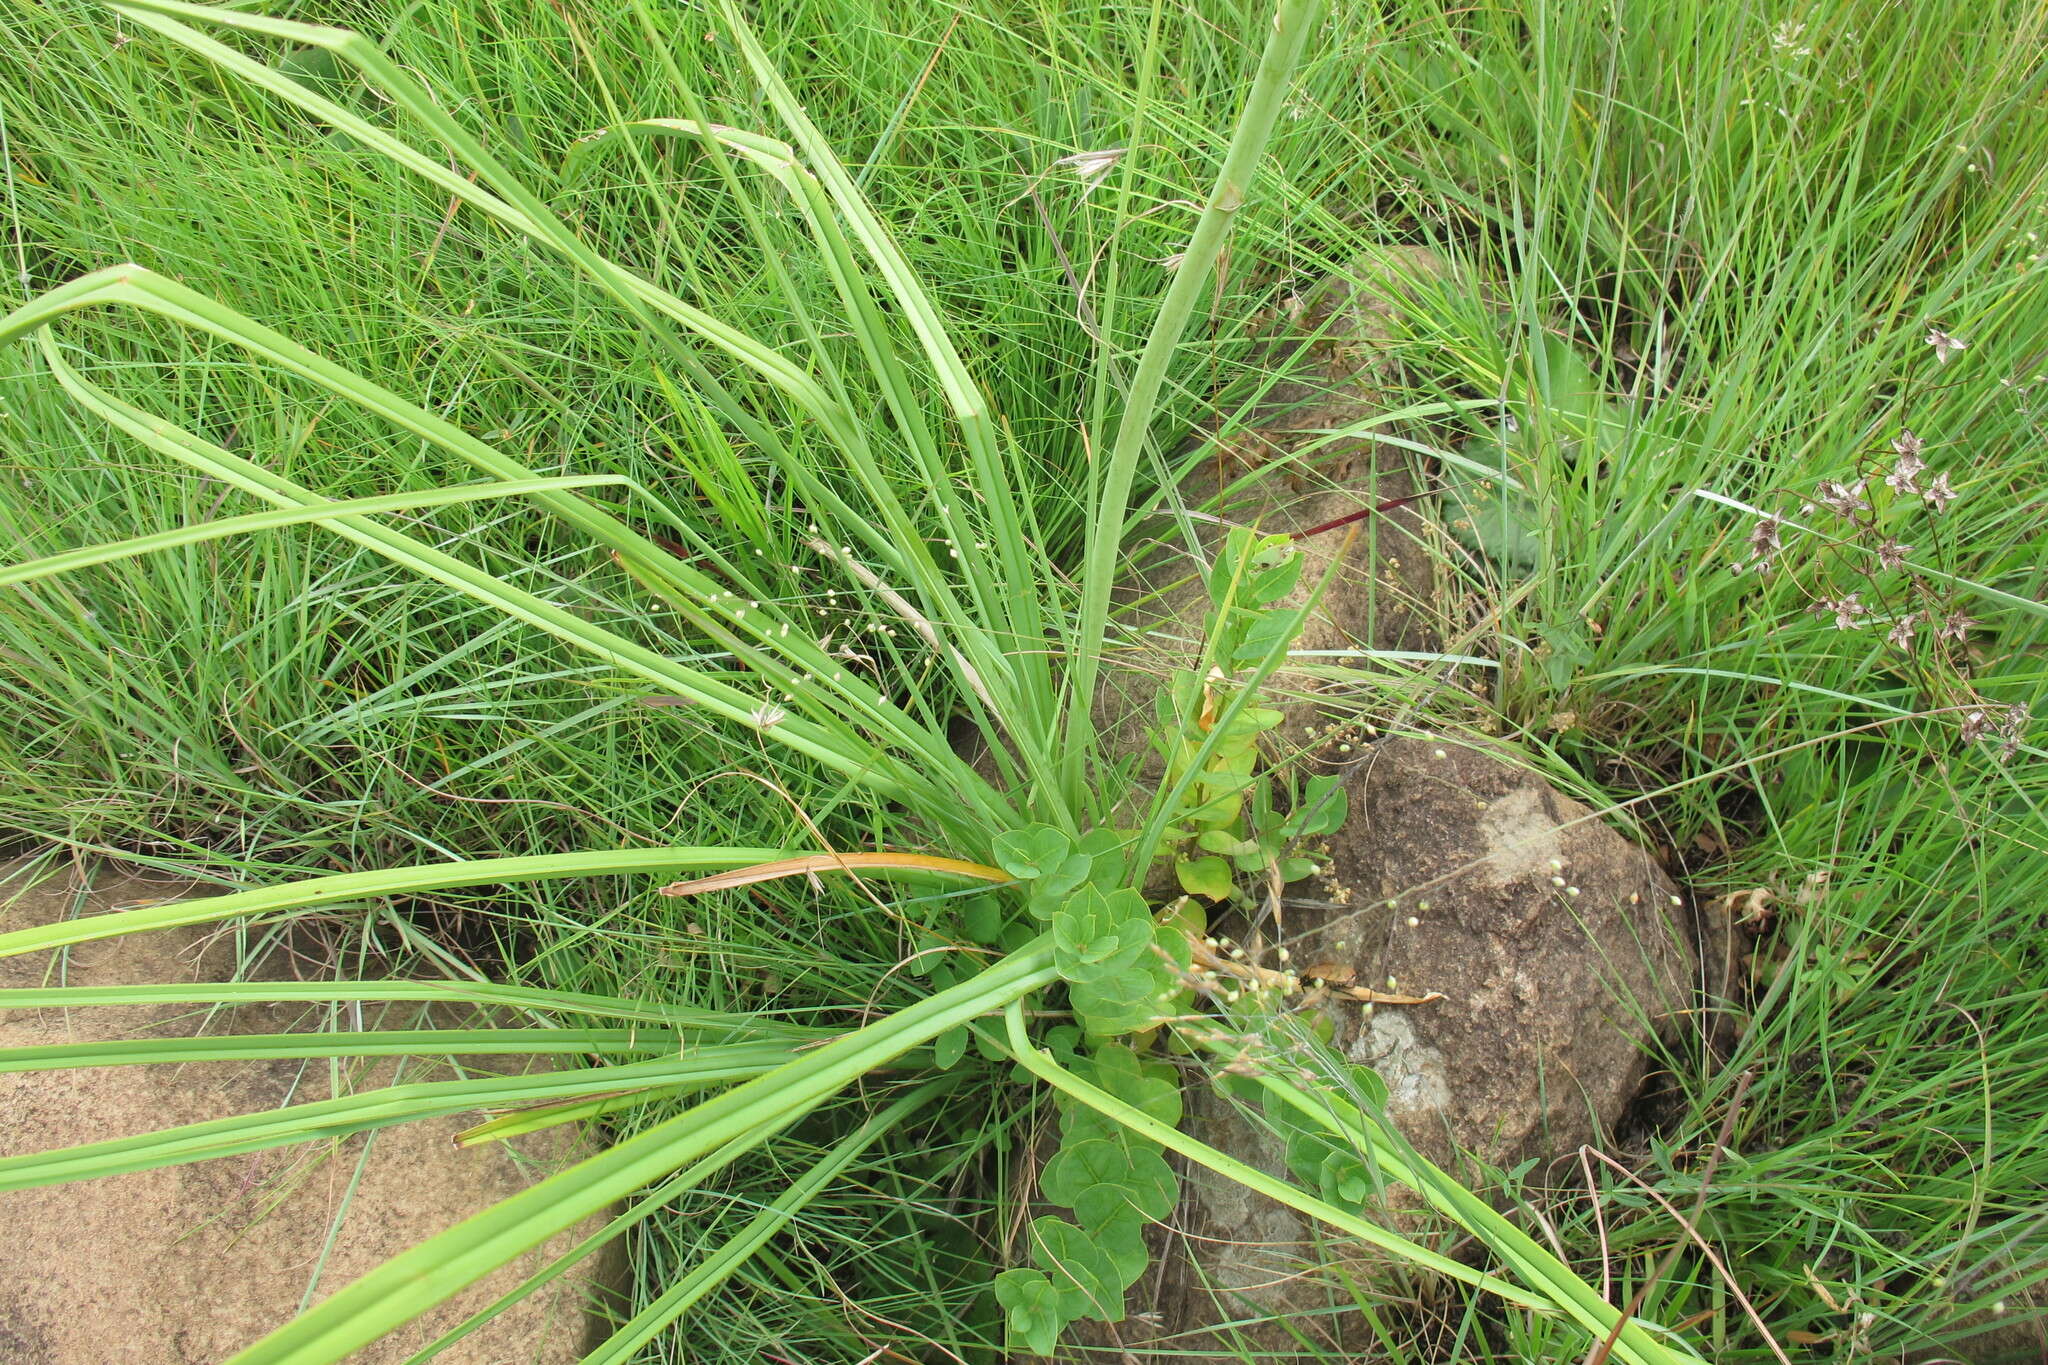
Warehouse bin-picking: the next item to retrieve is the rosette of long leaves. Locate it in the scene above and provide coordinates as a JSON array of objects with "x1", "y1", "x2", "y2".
[{"x1": 0, "y1": 1, "x2": 1703, "y2": 1359}]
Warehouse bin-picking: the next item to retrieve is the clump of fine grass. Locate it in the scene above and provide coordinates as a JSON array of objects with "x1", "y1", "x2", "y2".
[{"x1": 1322, "y1": 3, "x2": 2048, "y2": 1358}]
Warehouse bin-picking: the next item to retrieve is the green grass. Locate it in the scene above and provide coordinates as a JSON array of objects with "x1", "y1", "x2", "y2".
[{"x1": 2, "y1": 0, "x2": 2046, "y2": 1360}]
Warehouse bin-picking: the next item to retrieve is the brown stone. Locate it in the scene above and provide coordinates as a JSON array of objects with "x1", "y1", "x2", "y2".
[
  {"x1": 1068, "y1": 737, "x2": 1698, "y2": 1362},
  {"x1": 1312, "y1": 737, "x2": 1696, "y2": 1176},
  {"x1": 0, "y1": 860, "x2": 616, "y2": 1363}
]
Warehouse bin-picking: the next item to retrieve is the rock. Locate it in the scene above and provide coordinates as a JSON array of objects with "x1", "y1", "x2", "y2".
[
  {"x1": 1310, "y1": 737, "x2": 1696, "y2": 1176},
  {"x1": 0, "y1": 860, "x2": 616, "y2": 1363},
  {"x1": 1069, "y1": 737, "x2": 1699, "y2": 1362}
]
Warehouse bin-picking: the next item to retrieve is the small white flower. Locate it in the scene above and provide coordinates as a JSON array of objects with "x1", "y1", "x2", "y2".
[
  {"x1": 1770, "y1": 19, "x2": 1813, "y2": 57},
  {"x1": 1998, "y1": 705, "x2": 2029, "y2": 760},
  {"x1": 748, "y1": 702, "x2": 789, "y2": 730},
  {"x1": 1938, "y1": 609, "x2": 1978, "y2": 643},
  {"x1": 1921, "y1": 470, "x2": 1958, "y2": 512},
  {"x1": 1748, "y1": 514, "x2": 1784, "y2": 562},
  {"x1": 1813, "y1": 593, "x2": 1868, "y2": 630},
  {"x1": 1885, "y1": 452, "x2": 1925, "y2": 495},
  {"x1": 1814, "y1": 478, "x2": 1869, "y2": 516},
  {"x1": 1054, "y1": 147, "x2": 1126, "y2": 195},
  {"x1": 1926, "y1": 328, "x2": 1968, "y2": 364}
]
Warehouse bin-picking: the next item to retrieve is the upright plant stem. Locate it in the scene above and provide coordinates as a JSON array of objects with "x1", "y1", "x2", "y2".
[{"x1": 1063, "y1": 0, "x2": 1326, "y2": 806}]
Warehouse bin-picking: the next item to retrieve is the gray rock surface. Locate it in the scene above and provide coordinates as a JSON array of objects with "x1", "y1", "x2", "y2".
[
  {"x1": 0, "y1": 860, "x2": 614, "y2": 1363},
  {"x1": 1073, "y1": 737, "x2": 1699, "y2": 1362},
  {"x1": 1315, "y1": 736, "x2": 1696, "y2": 1176}
]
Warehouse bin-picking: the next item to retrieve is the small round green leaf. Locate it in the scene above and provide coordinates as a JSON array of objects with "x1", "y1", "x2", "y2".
[{"x1": 993, "y1": 825, "x2": 1076, "y2": 879}]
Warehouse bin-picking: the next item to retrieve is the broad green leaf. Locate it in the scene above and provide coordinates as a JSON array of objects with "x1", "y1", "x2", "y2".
[
  {"x1": 1277, "y1": 856, "x2": 1320, "y2": 882},
  {"x1": 1234, "y1": 608, "x2": 1305, "y2": 665},
  {"x1": 1077, "y1": 827, "x2": 1136, "y2": 885},
  {"x1": 1042, "y1": 1138, "x2": 1177, "y2": 1233},
  {"x1": 1083, "y1": 1044, "x2": 1184, "y2": 1130},
  {"x1": 1023, "y1": 852, "x2": 1094, "y2": 922},
  {"x1": 1195, "y1": 829, "x2": 1261, "y2": 857},
  {"x1": 1097, "y1": 1217, "x2": 1152, "y2": 1291},
  {"x1": 1528, "y1": 332, "x2": 1607, "y2": 434},
  {"x1": 1348, "y1": 1063, "x2": 1390, "y2": 1111},
  {"x1": 1317, "y1": 1146, "x2": 1377, "y2": 1206},
  {"x1": 1283, "y1": 1125, "x2": 1375, "y2": 1206},
  {"x1": 1176, "y1": 855, "x2": 1236, "y2": 900},
  {"x1": 993, "y1": 1269, "x2": 1065, "y2": 1356},
  {"x1": 1246, "y1": 543, "x2": 1306, "y2": 605},
  {"x1": 961, "y1": 897, "x2": 1006, "y2": 944},
  {"x1": 906, "y1": 932, "x2": 945, "y2": 978},
  {"x1": 1286, "y1": 775, "x2": 1349, "y2": 838},
  {"x1": 1029, "y1": 1216, "x2": 1131, "y2": 1320},
  {"x1": 1052, "y1": 886, "x2": 1152, "y2": 980},
  {"x1": 1206, "y1": 526, "x2": 1256, "y2": 608},
  {"x1": 992, "y1": 825, "x2": 1075, "y2": 879},
  {"x1": 1068, "y1": 961, "x2": 1172, "y2": 1037}
]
